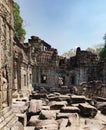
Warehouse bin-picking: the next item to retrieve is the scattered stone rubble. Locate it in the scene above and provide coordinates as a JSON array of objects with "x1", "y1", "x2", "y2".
[
  {"x1": 1, "y1": 1, "x2": 106, "y2": 130},
  {"x1": 12, "y1": 89, "x2": 106, "y2": 130}
]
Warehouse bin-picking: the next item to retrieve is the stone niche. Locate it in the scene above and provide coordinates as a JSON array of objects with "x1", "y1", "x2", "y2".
[{"x1": 0, "y1": 0, "x2": 23, "y2": 130}]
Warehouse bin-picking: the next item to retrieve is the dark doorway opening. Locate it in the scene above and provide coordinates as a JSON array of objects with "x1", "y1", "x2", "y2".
[
  {"x1": 41, "y1": 75, "x2": 47, "y2": 83},
  {"x1": 71, "y1": 75, "x2": 76, "y2": 85}
]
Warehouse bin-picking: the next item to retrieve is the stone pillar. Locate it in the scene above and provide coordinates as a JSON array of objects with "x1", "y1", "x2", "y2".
[{"x1": 27, "y1": 65, "x2": 33, "y2": 94}]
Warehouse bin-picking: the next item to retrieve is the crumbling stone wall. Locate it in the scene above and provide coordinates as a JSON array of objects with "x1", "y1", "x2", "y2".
[
  {"x1": 13, "y1": 37, "x2": 33, "y2": 96},
  {"x1": 0, "y1": 1, "x2": 22, "y2": 130},
  {"x1": 28, "y1": 36, "x2": 59, "y2": 89},
  {"x1": 0, "y1": 0, "x2": 14, "y2": 111},
  {"x1": 96, "y1": 59, "x2": 106, "y2": 84},
  {"x1": 69, "y1": 47, "x2": 99, "y2": 85}
]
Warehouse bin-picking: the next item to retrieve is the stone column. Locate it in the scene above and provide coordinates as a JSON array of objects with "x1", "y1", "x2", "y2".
[{"x1": 0, "y1": 16, "x2": 3, "y2": 113}]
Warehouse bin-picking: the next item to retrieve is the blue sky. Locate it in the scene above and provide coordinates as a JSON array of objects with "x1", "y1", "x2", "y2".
[{"x1": 14, "y1": 0, "x2": 106, "y2": 54}]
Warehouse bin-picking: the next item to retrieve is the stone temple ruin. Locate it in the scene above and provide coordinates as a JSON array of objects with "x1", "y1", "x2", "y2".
[
  {"x1": 0, "y1": 0, "x2": 106, "y2": 130},
  {"x1": 13, "y1": 36, "x2": 106, "y2": 97}
]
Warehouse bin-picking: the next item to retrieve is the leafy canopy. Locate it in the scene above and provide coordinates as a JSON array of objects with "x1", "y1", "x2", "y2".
[
  {"x1": 13, "y1": 2, "x2": 26, "y2": 38},
  {"x1": 99, "y1": 34, "x2": 106, "y2": 59}
]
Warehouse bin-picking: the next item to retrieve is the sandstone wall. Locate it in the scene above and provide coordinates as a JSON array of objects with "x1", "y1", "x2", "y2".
[{"x1": 0, "y1": 1, "x2": 23, "y2": 129}]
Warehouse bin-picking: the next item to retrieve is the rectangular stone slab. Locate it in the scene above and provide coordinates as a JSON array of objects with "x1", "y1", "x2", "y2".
[{"x1": 79, "y1": 103, "x2": 97, "y2": 118}]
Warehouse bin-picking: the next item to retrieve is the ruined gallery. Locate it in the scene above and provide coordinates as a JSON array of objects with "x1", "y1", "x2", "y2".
[{"x1": 0, "y1": 0, "x2": 106, "y2": 130}]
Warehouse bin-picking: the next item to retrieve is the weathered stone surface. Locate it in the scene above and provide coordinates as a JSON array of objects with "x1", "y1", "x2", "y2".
[
  {"x1": 85, "y1": 97, "x2": 92, "y2": 104},
  {"x1": 0, "y1": 109, "x2": 24, "y2": 130},
  {"x1": 96, "y1": 102, "x2": 106, "y2": 110},
  {"x1": 79, "y1": 103, "x2": 97, "y2": 117},
  {"x1": 31, "y1": 94, "x2": 47, "y2": 99},
  {"x1": 57, "y1": 118, "x2": 69, "y2": 129},
  {"x1": 57, "y1": 113, "x2": 81, "y2": 130},
  {"x1": 82, "y1": 119, "x2": 105, "y2": 130},
  {"x1": 12, "y1": 93, "x2": 18, "y2": 98},
  {"x1": 28, "y1": 99, "x2": 42, "y2": 114},
  {"x1": 34, "y1": 119, "x2": 58, "y2": 130},
  {"x1": 39, "y1": 87, "x2": 49, "y2": 93},
  {"x1": 58, "y1": 89, "x2": 70, "y2": 94},
  {"x1": 50, "y1": 101, "x2": 67, "y2": 110},
  {"x1": 16, "y1": 113, "x2": 27, "y2": 126},
  {"x1": 0, "y1": 0, "x2": 21, "y2": 129},
  {"x1": 59, "y1": 94, "x2": 70, "y2": 101},
  {"x1": 48, "y1": 93, "x2": 56, "y2": 97},
  {"x1": 24, "y1": 127, "x2": 35, "y2": 130},
  {"x1": 71, "y1": 103, "x2": 80, "y2": 107},
  {"x1": 101, "y1": 126, "x2": 106, "y2": 130},
  {"x1": 0, "y1": 0, "x2": 13, "y2": 108},
  {"x1": 42, "y1": 99, "x2": 49, "y2": 106},
  {"x1": 12, "y1": 101, "x2": 28, "y2": 113},
  {"x1": 70, "y1": 95, "x2": 86, "y2": 104},
  {"x1": 48, "y1": 96, "x2": 61, "y2": 101},
  {"x1": 27, "y1": 99, "x2": 42, "y2": 122},
  {"x1": 47, "y1": 93, "x2": 61, "y2": 102},
  {"x1": 56, "y1": 113, "x2": 71, "y2": 119},
  {"x1": 101, "y1": 107, "x2": 106, "y2": 115},
  {"x1": 11, "y1": 121, "x2": 24, "y2": 130},
  {"x1": 39, "y1": 110, "x2": 56, "y2": 119},
  {"x1": 42, "y1": 105, "x2": 50, "y2": 110},
  {"x1": 28, "y1": 115, "x2": 39, "y2": 126},
  {"x1": 53, "y1": 92, "x2": 61, "y2": 96},
  {"x1": 60, "y1": 106, "x2": 80, "y2": 113},
  {"x1": 56, "y1": 112, "x2": 78, "y2": 120},
  {"x1": 96, "y1": 97, "x2": 106, "y2": 102}
]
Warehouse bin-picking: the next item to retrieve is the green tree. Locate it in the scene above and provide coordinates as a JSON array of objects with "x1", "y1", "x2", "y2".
[
  {"x1": 86, "y1": 45, "x2": 103, "y2": 56},
  {"x1": 95, "y1": 45, "x2": 103, "y2": 55},
  {"x1": 99, "y1": 34, "x2": 106, "y2": 59},
  {"x1": 86, "y1": 47, "x2": 96, "y2": 53},
  {"x1": 99, "y1": 44, "x2": 106, "y2": 59},
  {"x1": 13, "y1": 2, "x2": 26, "y2": 38}
]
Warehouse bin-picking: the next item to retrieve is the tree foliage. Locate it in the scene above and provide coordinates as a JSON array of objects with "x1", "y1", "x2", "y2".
[
  {"x1": 99, "y1": 34, "x2": 106, "y2": 59},
  {"x1": 86, "y1": 48, "x2": 96, "y2": 53},
  {"x1": 86, "y1": 45, "x2": 103, "y2": 56},
  {"x1": 99, "y1": 44, "x2": 106, "y2": 59},
  {"x1": 62, "y1": 45, "x2": 103, "y2": 58},
  {"x1": 13, "y1": 2, "x2": 26, "y2": 38},
  {"x1": 62, "y1": 48, "x2": 76, "y2": 58}
]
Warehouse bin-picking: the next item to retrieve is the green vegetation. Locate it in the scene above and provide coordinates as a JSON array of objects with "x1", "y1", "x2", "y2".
[
  {"x1": 99, "y1": 44, "x2": 106, "y2": 59},
  {"x1": 86, "y1": 45, "x2": 103, "y2": 56},
  {"x1": 13, "y1": 2, "x2": 26, "y2": 38},
  {"x1": 99, "y1": 34, "x2": 106, "y2": 59},
  {"x1": 62, "y1": 48, "x2": 76, "y2": 58},
  {"x1": 62, "y1": 45, "x2": 103, "y2": 58}
]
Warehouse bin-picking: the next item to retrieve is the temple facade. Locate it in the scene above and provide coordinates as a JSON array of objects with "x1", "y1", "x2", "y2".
[
  {"x1": 28, "y1": 36, "x2": 59, "y2": 89},
  {"x1": 68, "y1": 47, "x2": 99, "y2": 85},
  {"x1": 14, "y1": 36, "x2": 106, "y2": 91},
  {"x1": 13, "y1": 37, "x2": 33, "y2": 96}
]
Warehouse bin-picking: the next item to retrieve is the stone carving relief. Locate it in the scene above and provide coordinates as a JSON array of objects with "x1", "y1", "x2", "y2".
[
  {"x1": 0, "y1": 0, "x2": 11, "y2": 25},
  {"x1": 1, "y1": 65, "x2": 8, "y2": 108},
  {"x1": 0, "y1": 0, "x2": 13, "y2": 110}
]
